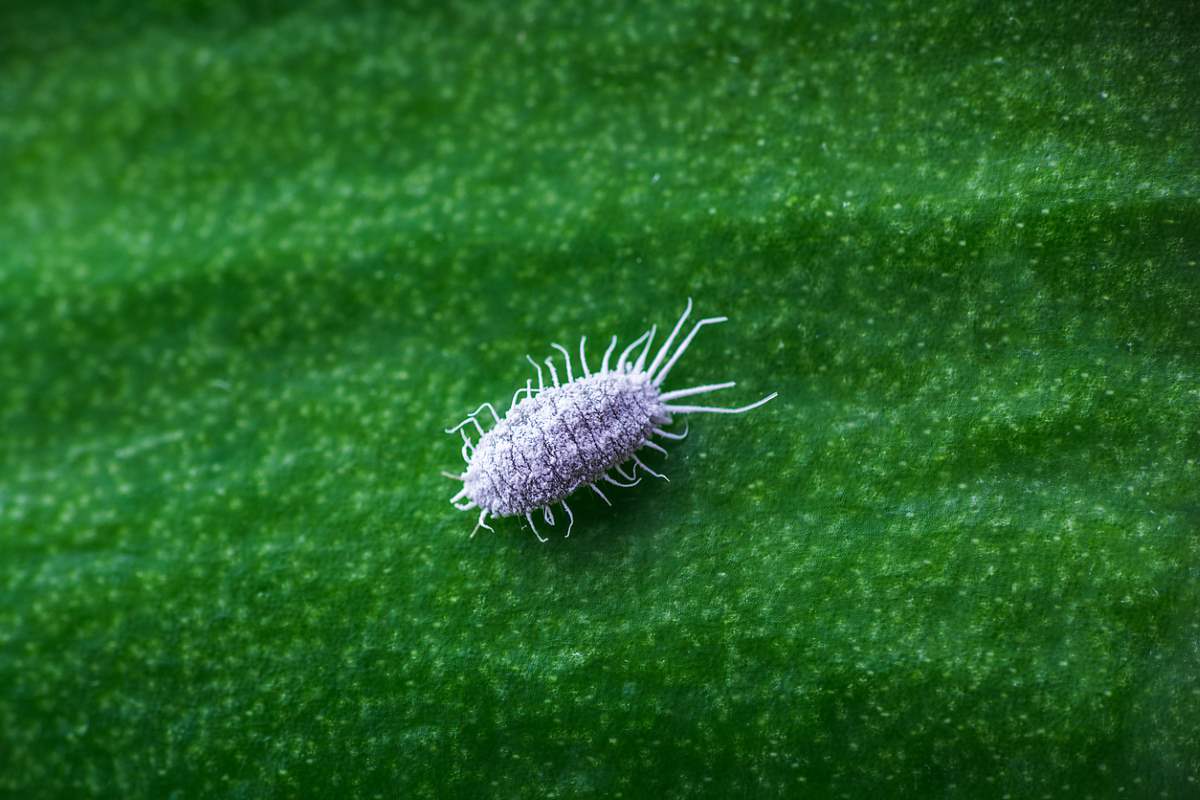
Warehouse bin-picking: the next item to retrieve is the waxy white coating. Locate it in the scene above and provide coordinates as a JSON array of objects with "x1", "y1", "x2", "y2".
[
  {"x1": 464, "y1": 372, "x2": 665, "y2": 517},
  {"x1": 445, "y1": 299, "x2": 778, "y2": 542}
]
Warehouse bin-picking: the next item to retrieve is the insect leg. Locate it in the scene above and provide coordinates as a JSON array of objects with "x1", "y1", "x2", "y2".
[
  {"x1": 652, "y1": 422, "x2": 689, "y2": 440},
  {"x1": 445, "y1": 416, "x2": 486, "y2": 436},
  {"x1": 603, "y1": 471, "x2": 641, "y2": 488},
  {"x1": 511, "y1": 385, "x2": 528, "y2": 410},
  {"x1": 642, "y1": 440, "x2": 669, "y2": 457},
  {"x1": 561, "y1": 499, "x2": 574, "y2": 537},
  {"x1": 460, "y1": 430, "x2": 476, "y2": 463},
  {"x1": 612, "y1": 462, "x2": 636, "y2": 481},
  {"x1": 589, "y1": 483, "x2": 612, "y2": 506},
  {"x1": 477, "y1": 402, "x2": 502, "y2": 425},
  {"x1": 471, "y1": 509, "x2": 494, "y2": 538},
  {"x1": 632, "y1": 454, "x2": 669, "y2": 482},
  {"x1": 525, "y1": 511, "x2": 548, "y2": 543}
]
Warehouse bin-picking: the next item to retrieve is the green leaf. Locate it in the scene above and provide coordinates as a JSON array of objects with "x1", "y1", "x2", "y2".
[{"x1": 2, "y1": 1, "x2": 1198, "y2": 797}]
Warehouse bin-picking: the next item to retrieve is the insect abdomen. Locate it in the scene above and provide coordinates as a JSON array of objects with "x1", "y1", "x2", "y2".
[{"x1": 464, "y1": 374, "x2": 663, "y2": 516}]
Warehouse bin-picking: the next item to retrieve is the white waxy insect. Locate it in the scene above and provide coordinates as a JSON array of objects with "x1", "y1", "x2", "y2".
[{"x1": 443, "y1": 299, "x2": 777, "y2": 542}]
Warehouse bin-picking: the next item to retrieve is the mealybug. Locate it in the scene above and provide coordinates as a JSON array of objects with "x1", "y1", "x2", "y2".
[{"x1": 443, "y1": 299, "x2": 777, "y2": 541}]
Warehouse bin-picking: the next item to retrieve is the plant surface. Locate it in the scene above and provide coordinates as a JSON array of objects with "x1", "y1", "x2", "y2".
[{"x1": 2, "y1": 1, "x2": 1198, "y2": 797}]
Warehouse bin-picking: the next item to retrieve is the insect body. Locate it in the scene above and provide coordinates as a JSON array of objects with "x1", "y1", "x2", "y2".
[{"x1": 444, "y1": 299, "x2": 776, "y2": 541}]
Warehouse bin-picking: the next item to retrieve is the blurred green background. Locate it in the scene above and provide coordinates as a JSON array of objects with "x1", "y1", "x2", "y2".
[{"x1": 2, "y1": 0, "x2": 1198, "y2": 797}]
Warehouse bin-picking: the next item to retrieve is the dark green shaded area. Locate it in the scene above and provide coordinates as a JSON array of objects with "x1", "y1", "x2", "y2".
[{"x1": 2, "y1": 1, "x2": 1198, "y2": 797}]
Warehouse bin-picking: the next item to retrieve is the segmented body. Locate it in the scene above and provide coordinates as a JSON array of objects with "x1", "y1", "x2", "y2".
[
  {"x1": 465, "y1": 373, "x2": 664, "y2": 517},
  {"x1": 445, "y1": 299, "x2": 777, "y2": 542}
]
